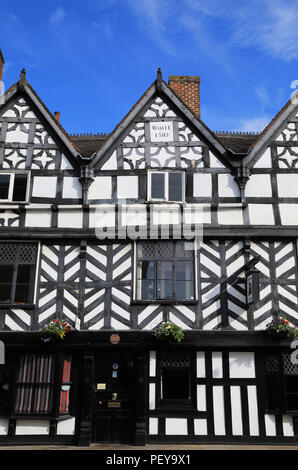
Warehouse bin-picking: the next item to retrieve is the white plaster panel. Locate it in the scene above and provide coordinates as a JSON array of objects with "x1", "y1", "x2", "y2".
[
  {"x1": 229, "y1": 352, "x2": 255, "y2": 378},
  {"x1": 149, "y1": 383, "x2": 156, "y2": 410},
  {"x1": 183, "y1": 204, "x2": 211, "y2": 225},
  {"x1": 0, "y1": 418, "x2": 9, "y2": 435},
  {"x1": 165, "y1": 418, "x2": 188, "y2": 435},
  {"x1": 5, "y1": 124, "x2": 29, "y2": 144},
  {"x1": 247, "y1": 386, "x2": 259, "y2": 436},
  {"x1": 32, "y1": 177, "x2": 57, "y2": 198},
  {"x1": 217, "y1": 205, "x2": 243, "y2": 225},
  {"x1": 101, "y1": 151, "x2": 117, "y2": 170},
  {"x1": 149, "y1": 418, "x2": 158, "y2": 435},
  {"x1": 58, "y1": 209, "x2": 83, "y2": 228},
  {"x1": 15, "y1": 420, "x2": 50, "y2": 435},
  {"x1": 282, "y1": 415, "x2": 294, "y2": 437},
  {"x1": 89, "y1": 206, "x2": 115, "y2": 228},
  {"x1": 213, "y1": 386, "x2": 226, "y2": 435},
  {"x1": 265, "y1": 414, "x2": 276, "y2": 436},
  {"x1": 218, "y1": 173, "x2": 240, "y2": 197},
  {"x1": 56, "y1": 417, "x2": 76, "y2": 435},
  {"x1": 121, "y1": 205, "x2": 147, "y2": 226},
  {"x1": 60, "y1": 154, "x2": 73, "y2": 170},
  {"x1": 209, "y1": 152, "x2": 225, "y2": 168},
  {"x1": 246, "y1": 174, "x2": 272, "y2": 197},
  {"x1": 25, "y1": 209, "x2": 52, "y2": 227},
  {"x1": 197, "y1": 385, "x2": 206, "y2": 411},
  {"x1": 253, "y1": 148, "x2": 272, "y2": 168},
  {"x1": 230, "y1": 386, "x2": 243, "y2": 435},
  {"x1": 152, "y1": 205, "x2": 180, "y2": 225},
  {"x1": 248, "y1": 204, "x2": 275, "y2": 224},
  {"x1": 277, "y1": 174, "x2": 298, "y2": 197},
  {"x1": 193, "y1": 173, "x2": 212, "y2": 197},
  {"x1": 117, "y1": 176, "x2": 138, "y2": 199},
  {"x1": 149, "y1": 351, "x2": 156, "y2": 377},
  {"x1": 279, "y1": 204, "x2": 298, "y2": 225},
  {"x1": 194, "y1": 419, "x2": 208, "y2": 435},
  {"x1": 212, "y1": 352, "x2": 223, "y2": 378},
  {"x1": 196, "y1": 351, "x2": 206, "y2": 378},
  {"x1": 62, "y1": 177, "x2": 82, "y2": 199},
  {"x1": 89, "y1": 177, "x2": 112, "y2": 200}
]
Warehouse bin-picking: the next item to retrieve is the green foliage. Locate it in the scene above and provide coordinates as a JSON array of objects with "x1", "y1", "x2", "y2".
[
  {"x1": 154, "y1": 322, "x2": 184, "y2": 343},
  {"x1": 40, "y1": 319, "x2": 71, "y2": 342},
  {"x1": 266, "y1": 316, "x2": 298, "y2": 339}
]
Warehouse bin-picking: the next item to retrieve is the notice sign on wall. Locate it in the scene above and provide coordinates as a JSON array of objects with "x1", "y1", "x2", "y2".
[{"x1": 150, "y1": 121, "x2": 174, "y2": 142}]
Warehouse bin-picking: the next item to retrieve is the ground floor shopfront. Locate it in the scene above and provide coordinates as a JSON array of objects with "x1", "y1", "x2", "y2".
[{"x1": 0, "y1": 331, "x2": 298, "y2": 446}]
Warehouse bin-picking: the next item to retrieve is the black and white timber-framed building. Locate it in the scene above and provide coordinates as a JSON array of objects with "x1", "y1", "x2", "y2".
[{"x1": 0, "y1": 48, "x2": 298, "y2": 446}]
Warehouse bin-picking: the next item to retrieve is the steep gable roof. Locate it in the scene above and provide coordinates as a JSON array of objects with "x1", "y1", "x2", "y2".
[
  {"x1": 90, "y1": 69, "x2": 235, "y2": 170},
  {"x1": 0, "y1": 69, "x2": 84, "y2": 167}
]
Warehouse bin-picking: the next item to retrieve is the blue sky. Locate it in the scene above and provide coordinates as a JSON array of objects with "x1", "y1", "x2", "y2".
[{"x1": 1, "y1": 0, "x2": 298, "y2": 135}]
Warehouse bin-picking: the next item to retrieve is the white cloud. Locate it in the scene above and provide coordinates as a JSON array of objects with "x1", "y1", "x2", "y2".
[
  {"x1": 49, "y1": 7, "x2": 66, "y2": 24},
  {"x1": 239, "y1": 116, "x2": 270, "y2": 133}
]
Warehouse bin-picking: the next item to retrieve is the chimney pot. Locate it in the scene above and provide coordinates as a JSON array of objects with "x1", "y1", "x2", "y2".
[
  {"x1": 168, "y1": 75, "x2": 200, "y2": 118},
  {"x1": 54, "y1": 111, "x2": 60, "y2": 123}
]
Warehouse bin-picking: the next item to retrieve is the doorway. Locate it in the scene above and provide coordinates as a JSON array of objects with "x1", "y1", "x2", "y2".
[{"x1": 93, "y1": 349, "x2": 136, "y2": 443}]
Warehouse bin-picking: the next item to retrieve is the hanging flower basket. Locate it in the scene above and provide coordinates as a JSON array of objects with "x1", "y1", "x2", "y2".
[
  {"x1": 153, "y1": 322, "x2": 184, "y2": 343},
  {"x1": 40, "y1": 319, "x2": 72, "y2": 343},
  {"x1": 265, "y1": 316, "x2": 298, "y2": 340}
]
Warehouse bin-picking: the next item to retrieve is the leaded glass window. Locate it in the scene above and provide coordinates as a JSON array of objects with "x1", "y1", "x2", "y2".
[{"x1": 136, "y1": 241, "x2": 195, "y2": 301}]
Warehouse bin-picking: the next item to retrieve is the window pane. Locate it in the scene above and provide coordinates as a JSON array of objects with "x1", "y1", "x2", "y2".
[
  {"x1": 175, "y1": 260, "x2": 194, "y2": 280},
  {"x1": 0, "y1": 174, "x2": 10, "y2": 200},
  {"x1": 15, "y1": 265, "x2": 31, "y2": 303},
  {"x1": 138, "y1": 279, "x2": 155, "y2": 300},
  {"x1": 0, "y1": 266, "x2": 13, "y2": 302},
  {"x1": 12, "y1": 174, "x2": 28, "y2": 201},
  {"x1": 175, "y1": 281, "x2": 194, "y2": 300},
  {"x1": 157, "y1": 261, "x2": 173, "y2": 280},
  {"x1": 151, "y1": 173, "x2": 165, "y2": 199},
  {"x1": 168, "y1": 173, "x2": 183, "y2": 201},
  {"x1": 162, "y1": 369, "x2": 190, "y2": 399},
  {"x1": 157, "y1": 280, "x2": 173, "y2": 299},
  {"x1": 138, "y1": 261, "x2": 155, "y2": 279}
]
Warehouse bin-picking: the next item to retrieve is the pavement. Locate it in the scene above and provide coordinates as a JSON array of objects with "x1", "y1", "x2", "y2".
[{"x1": 0, "y1": 443, "x2": 298, "y2": 450}]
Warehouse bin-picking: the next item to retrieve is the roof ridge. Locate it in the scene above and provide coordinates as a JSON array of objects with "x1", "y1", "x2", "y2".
[
  {"x1": 69, "y1": 132, "x2": 110, "y2": 138},
  {"x1": 214, "y1": 131, "x2": 261, "y2": 136}
]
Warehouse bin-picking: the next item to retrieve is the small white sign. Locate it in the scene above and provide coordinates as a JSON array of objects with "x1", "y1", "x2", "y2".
[{"x1": 150, "y1": 121, "x2": 174, "y2": 142}]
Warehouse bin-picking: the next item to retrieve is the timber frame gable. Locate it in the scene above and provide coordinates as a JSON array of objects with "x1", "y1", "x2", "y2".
[
  {"x1": 0, "y1": 69, "x2": 83, "y2": 171},
  {"x1": 90, "y1": 69, "x2": 234, "y2": 172}
]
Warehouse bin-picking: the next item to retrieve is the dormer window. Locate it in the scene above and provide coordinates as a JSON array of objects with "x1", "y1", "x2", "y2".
[
  {"x1": 148, "y1": 170, "x2": 185, "y2": 203},
  {"x1": 0, "y1": 172, "x2": 30, "y2": 202}
]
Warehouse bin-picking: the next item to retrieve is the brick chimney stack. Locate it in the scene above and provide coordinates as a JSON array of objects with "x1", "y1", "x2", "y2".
[
  {"x1": 168, "y1": 75, "x2": 200, "y2": 118},
  {"x1": 54, "y1": 111, "x2": 60, "y2": 123},
  {"x1": 0, "y1": 49, "x2": 4, "y2": 94}
]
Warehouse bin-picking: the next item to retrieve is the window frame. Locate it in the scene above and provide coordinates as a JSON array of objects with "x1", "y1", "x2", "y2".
[
  {"x1": 156, "y1": 351, "x2": 195, "y2": 410},
  {"x1": 264, "y1": 351, "x2": 298, "y2": 415},
  {"x1": 147, "y1": 170, "x2": 185, "y2": 203},
  {"x1": 133, "y1": 240, "x2": 198, "y2": 304},
  {"x1": 3, "y1": 352, "x2": 75, "y2": 420},
  {"x1": 0, "y1": 171, "x2": 30, "y2": 203},
  {"x1": 0, "y1": 241, "x2": 40, "y2": 308}
]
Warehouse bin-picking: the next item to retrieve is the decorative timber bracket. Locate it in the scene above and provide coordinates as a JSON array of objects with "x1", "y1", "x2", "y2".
[
  {"x1": 18, "y1": 68, "x2": 26, "y2": 92},
  {"x1": 156, "y1": 67, "x2": 163, "y2": 92},
  {"x1": 234, "y1": 165, "x2": 250, "y2": 205},
  {"x1": 79, "y1": 166, "x2": 94, "y2": 205}
]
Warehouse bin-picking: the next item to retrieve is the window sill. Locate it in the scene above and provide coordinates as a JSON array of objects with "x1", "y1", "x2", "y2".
[
  {"x1": 0, "y1": 303, "x2": 35, "y2": 310},
  {"x1": 10, "y1": 414, "x2": 74, "y2": 421},
  {"x1": 131, "y1": 300, "x2": 198, "y2": 306}
]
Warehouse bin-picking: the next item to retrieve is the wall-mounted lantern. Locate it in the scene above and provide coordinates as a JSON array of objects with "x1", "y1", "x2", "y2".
[{"x1": 246, "y1": 268, "x2": 260, "y2": 304}]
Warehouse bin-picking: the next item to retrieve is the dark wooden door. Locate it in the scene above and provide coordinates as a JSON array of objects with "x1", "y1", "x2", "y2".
[{"x1": 93, "y1": 350, "x2": 136, "y2": 443}]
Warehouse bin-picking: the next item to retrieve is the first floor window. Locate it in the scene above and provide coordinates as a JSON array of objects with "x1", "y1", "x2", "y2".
[
  {"x1": 0, "y1": 172, "x2": 29, "y2": 202},
  {"x1": 0, "y1": 243, "x2": 38, "y2": 305},
  {"x1": 136, "y1": 240, "x2": 196, "y2": 301}
]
